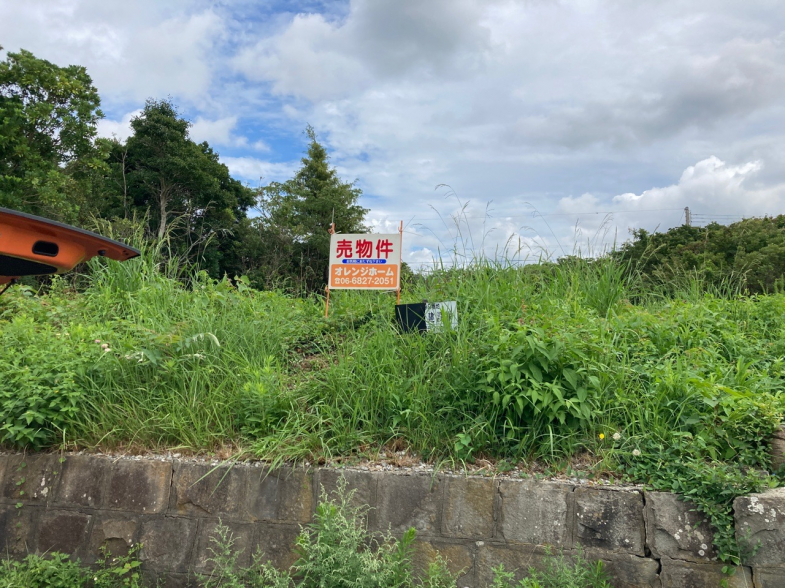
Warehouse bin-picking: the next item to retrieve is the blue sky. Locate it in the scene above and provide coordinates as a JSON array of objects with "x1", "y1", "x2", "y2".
[{"x1": 3, "y1": 0, "x2": 785, "y2": 267}]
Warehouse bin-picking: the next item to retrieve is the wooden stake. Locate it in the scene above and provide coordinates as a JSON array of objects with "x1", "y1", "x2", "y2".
[
  {"x1": 325, "y1": 222, "x2": 336, "y2": 317},
  {"x1": 397, "y1": 220, "x2": 403, "y2": 304}
]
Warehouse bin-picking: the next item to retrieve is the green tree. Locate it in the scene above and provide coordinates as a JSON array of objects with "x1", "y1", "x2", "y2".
[
  {"x1": 120, "y1": 99, "x2": 254, "y2": 278},
  {"x1": 614, "y1": 215, "x2": 785, "y2": 294},
  {"x1": 0, "y1": 47, "x2": 104, "y2": 222},
  {"x1": 250, "y1": 126, "x2": 368, "y2": 291}
]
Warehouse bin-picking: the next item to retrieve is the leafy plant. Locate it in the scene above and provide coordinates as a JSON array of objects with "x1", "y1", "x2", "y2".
[
  {"x1": 490, "y1": 547, "x2": 611, "y2": 588},
  {"x1": 200, "y1": 478, "x2": 458, "y2": 588},
  {"x1": 0, "y1": 547, "x2": 144, "y2": 588}
]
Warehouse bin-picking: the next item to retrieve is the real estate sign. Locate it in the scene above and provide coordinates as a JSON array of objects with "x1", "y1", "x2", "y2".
[{"x1": 328, "y1": 233, "x2": 402, "y2": 290}]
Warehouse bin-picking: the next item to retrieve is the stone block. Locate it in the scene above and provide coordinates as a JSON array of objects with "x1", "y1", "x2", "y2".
[
  {"x1": 253, "y1": 522, "x2": 300, "y2": 570},
  {"x1": 498, "y1": 479, "x2": 573, "y2": 546},
  {"x1": 734, "y1": 487, "x2": 785, "y2": 567},
  {"x1": 770, "y1": 426, "x2": 785, "y2": 471},
  {"x1": 660, "y1": 558, "x2": 752, "y2": 588},
  {"x1": 55, "y1": 455, "x2": 110, "y2": 508},
  {"x1": 0, "y1": 454, "x2": 7, "y2": 493},
  {"x1": 584, "y1": 549, "x2": 661, "y2": 588},
  {"x1": 574, "y1": 487, "x2": 645, "y2": 555},
  {"x1": 139, "y1": 517, "x2": 197, "y2": 572},
  {"x1": 0, "y1": 505, "x2": 37, "y2": 555},
  {"x1": 753, "y1": 567, "x2": 785, "y2": 588},
  {"x1": 171, "y1": 462, "x2": 248, "y2": 519},
  {"x1": 374, "y1": 473, "x2": 444, "y2": 535},
  {"x1": 0, "y1": 453, "x2": 60, "y2": 505},
  {"x1": 193, "y1": 520, "x2": 254, "y2": 574},
  {"x1": 412, "y1": 538, "x2": 475, "y2": 587},
  {"x1": 442, "y1": 475, "x2": 495, "y2": 539},
  {"x1": 475, "y1": 542, "x2": 559, "y2": 586},
  {"x1": 36, "y1": 510, "x2": 92, "y2": 558},
  {"x1": 247, "y1": 467, "x2": 313, "y2": 523},
  {"x1": 142, "y1": 571, "x2": 198, "y2": 588},
  {"x1": 106, "y1": 459, "x2": 171, "y2": 513},
  {"x1": 316, "y1": 468, "x2": 376, "y2": 513},
  {"x1": 89, "y1": 515, "x2": 139, "y2": 561},
  {"x1": 644, "y1": 491, "x2": 715, "y2": 562}
]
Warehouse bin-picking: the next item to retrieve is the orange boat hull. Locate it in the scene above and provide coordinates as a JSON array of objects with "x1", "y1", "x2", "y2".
[{"x1": 0, "y1": 208, "x2": 140, "y2": 285}]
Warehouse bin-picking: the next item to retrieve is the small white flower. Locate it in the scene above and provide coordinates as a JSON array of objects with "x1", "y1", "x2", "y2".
[
  {"x1": 101, "y1": 343, "x2": 109, "y2": 350},
  {"x1": 94, "y1": 339, "x2": 101, "y2": 344},
  {"x1": 103, "y1": 348, "x2": 111, "y2": 353},
  {"x1": 632, "y1": 449, "x2": 641, "y2": 457},
  {"x1": 613, "y1": 432, "x2": 621, "y2": 441}
]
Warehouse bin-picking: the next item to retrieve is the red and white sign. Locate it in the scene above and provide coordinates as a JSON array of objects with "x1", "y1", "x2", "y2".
[{"x1": 328, "y1": 233, "x2": 402, "y2": 290}]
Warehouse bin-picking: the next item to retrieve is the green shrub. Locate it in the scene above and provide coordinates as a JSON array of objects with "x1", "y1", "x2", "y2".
[
  {"x1": 490, "y1": 547, "x2": 611, "y2": 588},
  {"x1": 0, "y1": 547, "x2": 144, "y2": 587},
  {"x1": 201, "y1": 478, "x2": 458, "y2": 588}
]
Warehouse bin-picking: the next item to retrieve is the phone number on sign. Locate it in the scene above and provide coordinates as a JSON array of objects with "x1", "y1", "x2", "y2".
[{"x1": 333, "y1": 276, "x2": 395, "y2": 286}]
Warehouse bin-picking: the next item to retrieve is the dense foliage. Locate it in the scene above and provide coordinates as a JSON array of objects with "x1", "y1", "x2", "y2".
[
  {"x1": 2, "y1": 244, "x2": 784, "y2": 564},
  {"x1": 2, "y1": 47, "x2": 785, "y2": 573},
  {"x1": 0, "y1": 49, "x2": 366, "y2": 290},
  {"x1": 615, "y1": 216, "x2": 785, "y2": 295}
]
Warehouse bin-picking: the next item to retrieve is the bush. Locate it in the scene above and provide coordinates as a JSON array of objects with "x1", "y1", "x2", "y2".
[
  {"x1": 201, "y1": 478, "x2": 457, "y2": 587},
  {"x1": 0, "y1": 548, "x2": 143, "y2": 587},
  {"x1": 490, "y1": 547, "x2": 611, "y2": 588}
]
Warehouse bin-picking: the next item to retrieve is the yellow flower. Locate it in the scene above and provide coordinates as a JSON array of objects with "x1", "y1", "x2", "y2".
[{"x1": 599, "y1": 433, "x2": 605, "y2": 440}]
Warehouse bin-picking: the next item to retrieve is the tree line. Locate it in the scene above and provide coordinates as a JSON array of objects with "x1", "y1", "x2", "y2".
[
  {"x1": 3, "y1": 49, "x2": 784, "y2": 296},
  {"x1": 0, "y1": 48, "x2": 367, "y2": 292}
]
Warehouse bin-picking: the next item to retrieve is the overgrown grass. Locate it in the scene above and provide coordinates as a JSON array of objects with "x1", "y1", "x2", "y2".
[{"x1": 1, "y1": 246, "x2": 784, "y2": 564}]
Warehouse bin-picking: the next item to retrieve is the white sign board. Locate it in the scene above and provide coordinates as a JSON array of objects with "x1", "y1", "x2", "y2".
[
  {"x1": 425, "y1": 301, "x2": 458, "y2": 332},
  {"x1": 328, "y1": 233, "x2": 402, "y2": 290}
]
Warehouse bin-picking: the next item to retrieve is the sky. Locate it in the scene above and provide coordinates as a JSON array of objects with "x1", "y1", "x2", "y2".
[{"x1": 2, "y1": 0, "x2": 785, "y2": 269}]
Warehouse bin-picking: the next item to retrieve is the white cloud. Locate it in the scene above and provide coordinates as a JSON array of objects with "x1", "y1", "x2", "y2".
[
  {"x1": 220, "y1": 156, "x2": 297, "y2": 184},
  {"x1": 96, "y1": 109, "x2": 140, "y2": 142},
  {"x1": 0, "y1": 1, "x2": 225, "y2": 104},
  {"x1": 612, "y1": 156, "x2": 782, "y2": 224}
]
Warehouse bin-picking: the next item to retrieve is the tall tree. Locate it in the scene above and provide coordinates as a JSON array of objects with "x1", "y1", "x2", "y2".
[
  {"x1": 122, "y1": 99, "x2": 254, "y2": 277},
  {"x1": 251, "y1": 126, "x2": 368, "y2": 291},
  {"x1": 0, "y1": 48, "x2": 104, "y2": 222}
]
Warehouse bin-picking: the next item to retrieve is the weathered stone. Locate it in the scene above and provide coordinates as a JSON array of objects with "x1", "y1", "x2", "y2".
[
  {"x1": 412, "y1": 539, "x2": 475, "y2": 587},
  {"x1": 89, "y1": 515, "x2": 139, "y2": 561},
  {"x1": 37, "y1": 510, "x2": 92, "y2": 558},
  {"x1": 193, "y1": 520, "x2": 254, "y2": 573},
  {"x1": 1, "y1": 453, "x2": 60, "y2": 505},
  {"x1": 660, "y1": 558, "x2": 752, "y2": 588},
  {"x1": 574, "y1": 487, "x2": 645, "y2": 555},
  {"x1": 139, "y1": 517, "x2": 197, "y2": 572},
  {"x1": 0, "y1": 505, "x2": 37, "y2": 555},
  {"x1": 54, "y1": 454, "x2": 110, "y2": 508},
  {"x1": 171, "y1": 462, "x2": 248, "y2": 519},
  {"x1": 644, "y1": 491, "x2": 716, "y2": 562},
  {"x1": 106, "y1": 460, "x2": 171, "y2": 513},
  {"x1": 0, "y1": 454, "x2": 7, "y2": 494},
  {"x1": 584, "y1": 548, "x2": 661, "y2": 588},
  {"x1": 374, "y1": 473, "x2": 443, "y2": 535},
  {"x1": 142, "y1": 571, "x2": 198, "y2": 588},
  {"x1": 734, "y1": 487, "x2": 785, "y2": 567},
  {"x1": 498, "y1": 479, "x2": 573, "y2": 546},
  {"x1": 770, "y1": 426, "x2": 785, "y2": 472},
  {"x1": 247, "y1": 467, "x2": 313, "y2": 523},
  {"x1": 315, "y1": 468, "x2": 376, "y2": 514},
  {"x1": 475, "y1": 542, "x2": 561, "y2": 586},
  {"x1": 253, "y1": 523, "x2": 300, "y2": 570},
  {"x1": 442, "y1": 475, "x2": 495, "y2": 539},
  {"x1": 753, "y1": 566, "x2": 785, "y2": 588}
]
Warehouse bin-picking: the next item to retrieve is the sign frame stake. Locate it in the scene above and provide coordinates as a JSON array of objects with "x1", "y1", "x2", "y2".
[{"x1": 325, "y1": 222, "x2": 336, "y2": 318}]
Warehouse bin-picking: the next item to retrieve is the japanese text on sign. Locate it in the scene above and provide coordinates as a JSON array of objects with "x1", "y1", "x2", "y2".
[{"x1": 329, "y1": 233, "x2": 402, "y2": 290}]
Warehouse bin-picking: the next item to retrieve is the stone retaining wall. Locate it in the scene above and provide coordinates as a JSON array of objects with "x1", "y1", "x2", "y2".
[{"x1": 0, "y1": 453, "x2": 783, "y2": 587}]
